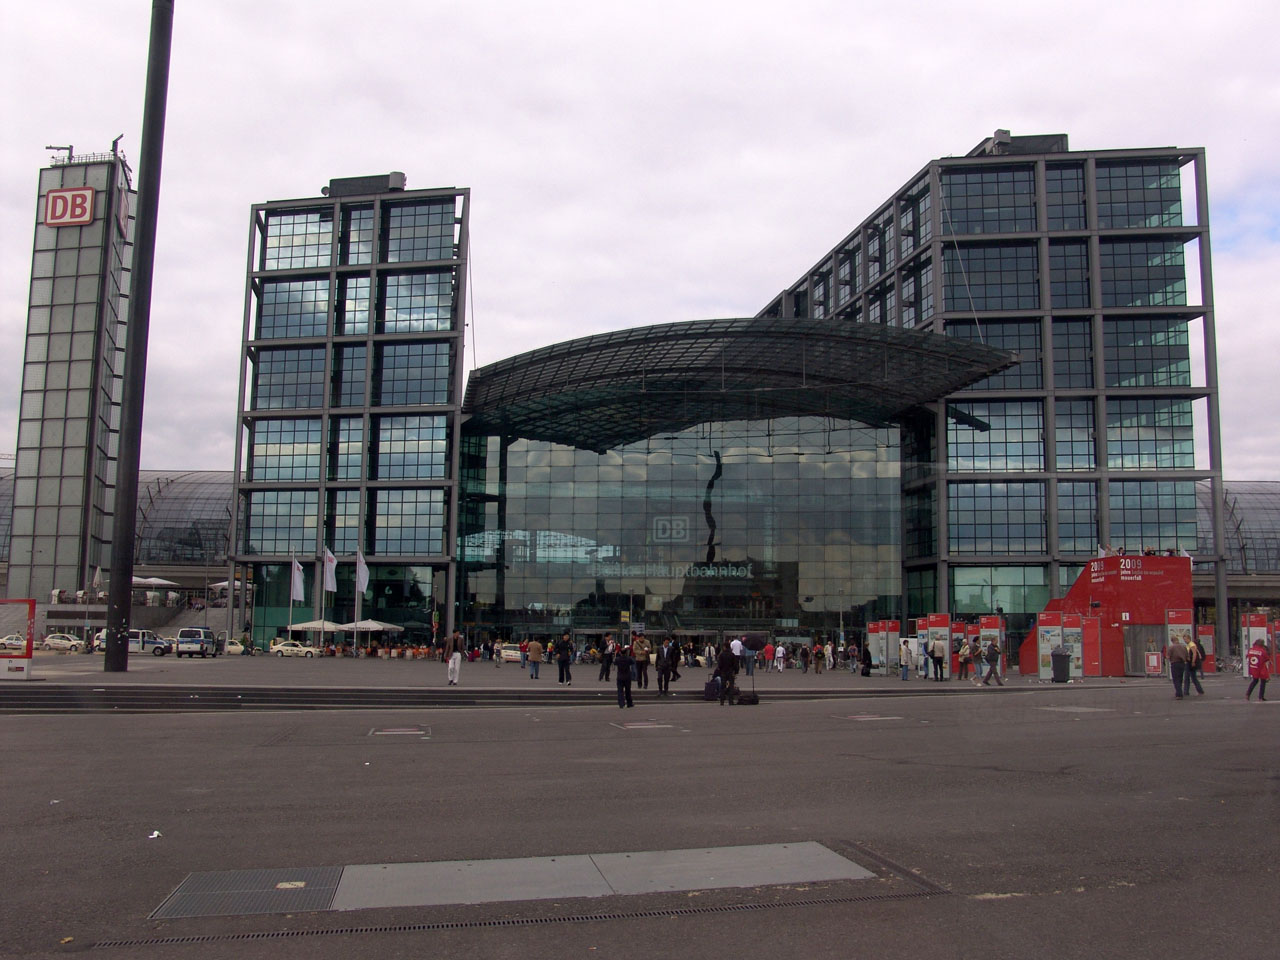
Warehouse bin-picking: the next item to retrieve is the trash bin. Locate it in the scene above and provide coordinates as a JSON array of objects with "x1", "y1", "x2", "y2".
[{"x1": 1050, "y1": 645, "x2": 1071, "y2": 683}]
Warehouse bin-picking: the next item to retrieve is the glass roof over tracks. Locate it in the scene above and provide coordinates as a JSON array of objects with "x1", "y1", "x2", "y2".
[{"x1": 462, "y1": 317, "x2": 1017, "y2": 451}]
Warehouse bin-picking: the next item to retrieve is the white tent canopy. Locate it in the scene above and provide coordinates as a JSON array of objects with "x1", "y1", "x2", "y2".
[
  {"x1": 338, "y1": 619, "x2": 404, "y2": 632},
  {"x1": 133, "y1": 576, "x2": 179, "y2": 587},
  {"x1": 286, "y1": 619, "x2": 344, "y2": 633}
]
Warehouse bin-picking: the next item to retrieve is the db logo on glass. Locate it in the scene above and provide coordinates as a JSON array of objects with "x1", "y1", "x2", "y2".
[
  {"x1": 45, "y1": 188, "x2": 95, "y2": 226},
  {"x1": 652, "y1": 516, "x2": 689, "y2": 543}
]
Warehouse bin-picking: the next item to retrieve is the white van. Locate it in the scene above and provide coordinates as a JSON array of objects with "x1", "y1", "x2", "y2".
[{"x1": 93, "y1": 629, "x2": 171, "y2": 656}]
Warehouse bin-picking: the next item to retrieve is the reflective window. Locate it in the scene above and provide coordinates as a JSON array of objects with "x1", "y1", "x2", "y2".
[
  {"x1": 382, "y1": 200, "x2": 455, "y2": 262},
  {"x1": 249, "y1": 419, "x2": 321, "y2": 481},
  {"x1": 944, "y1": 244, "x2": 1039, "y2": 311},
  {"x1": 252, "y1": 348, "x2": 325, "y2": 410},
  {"x1": 458, "y1": 418, "x2": 903, "y2": 631},
  {"x1": 375, "y1": 342, "x2": 451, "y2": 406},
  {"x1": 245, "y1": 489, "x2": 318, "y2": 555},
  {"x1": 904, "y1": 487, "x2": 935, "y2": 560},
  {"x1": 900, "y1": 259, "x2": 933, "y2": 328},
  {"x1": 1108, "y1": 480, "x2": 1197, "y2": 553},
  {"x1": 1103, "y1": 318, "x2": 1190, "y2": 386},
  {"x1": 340, "y1": 205, "x2": 374, "y2": 265},
  {"x1": 1096, "y1": 161, "x2": 1182, "y2": 228},
  {"x1": 1106, "y1": 399, "x2": 1194, "y2": 470},
  {"x1": 1049, "y1": 240, "x2": 1090, "y2": 308},
  {"x1": 1046, "y1": 164, "x2": 1086, "y2": 230},
  {"x1": 948, "y1": 482, "x2": 1046, "y2": 554},
  {"x1": 374, "y1": 415, "x2": 448, "y2": 479},
  {"x1": 336, "y1": 276, "x2": 370, "y2": 335},
  {"x1": 373, "y1": 488, "x2": 445, "y2": 555},
  {"x1": 1053, "y1": 320, "x2": 1093, "y2": 388},
  {"x1": 328, "y1": 417, "x2": 363, "y2": 480},
  {"x1": 866, "y1": 209, "x2": 895, "y2": 280},
  {"x1": 1055, "y1": 400, "x2": 1096, "y2": 471},
  {"x1": 379, "y1": 271, "x2": 455, "y2": 332},
  {"x1": 941, "y1": 166, "x2": 1036, "y2": 234},
  {"x1": 332, "y1": 346, "x2": 367, "y2": 407},
  {"x1": 1057, "y1": 481, "x2": 1097, "y2": 554},
  {"x1": 950, "y1": 565, "x2": 1048, "y2": 615},
  {"x1": 898, "y1": 178, "x2": 932, "y2": 258},
  {"x1": 263, "y1": 209, "x2": 332, "y2": 270},
  {"x1": 947, "y1": 401, "x2": 1043, "y2": 472},
  {"x1": 327, "y1": 488, "x2": 361, "y2": 554},
  {"x1": 1100, "y1": 241, "x2": 1186, "y2": 307},
  {"x1": 257, "y1": 279, "x2": 329, "y2": 339},
  {"x1": 946, "y1": 320, "x2": 1041, "y2": 389}
]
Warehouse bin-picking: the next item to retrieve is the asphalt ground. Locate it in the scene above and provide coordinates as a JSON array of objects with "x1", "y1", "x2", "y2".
[{"x1": 1, "y1": 661, "x2": 1275, "y2": 960}]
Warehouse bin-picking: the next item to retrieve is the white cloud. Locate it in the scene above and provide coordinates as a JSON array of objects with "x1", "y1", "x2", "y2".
[{"x1": 2, "y1": 0, "x2": 1279, "y2": 475}]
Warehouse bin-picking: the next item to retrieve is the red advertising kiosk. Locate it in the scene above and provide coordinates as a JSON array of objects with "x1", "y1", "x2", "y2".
[{"x1": 1019, "y1": 555, "x2": 1193, "y2": 677}]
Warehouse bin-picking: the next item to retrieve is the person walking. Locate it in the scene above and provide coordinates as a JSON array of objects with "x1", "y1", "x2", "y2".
[
  {"x1": 554, "y1": 631, "x2": 574, "y2": 685},
  {"x1": 526, "y1": 637, "x2": 543, "y2": 679},
  {"x1": 670, "y1": 638, "x2": 683, "y2": 682},
  {"x1": 519, "y1": 639, "x2": 528, "y2": 671},
  {"x1": 981, "y1": 637, "x2": 1004, "y2": 686},
  {"x1": 443, "y1": 630, "x2": 465, "y2": 686},
  {"x1": 1167, "y1": 633, "x2": 1189, "y2": 700},
  {"x1": 614, "y1": 645, "x2": 635, "y2": 708},
  {"x1": 774, "y1": 642, "x2": 786, "y2": 673},
  {"x1": 799, "y1": 643, "x2": 810, "y2": 673},
  {"x1": 632, "y1": 634, "x2": 651, "y2": 689},
  {"x1": 762, "y1": 640, "x2": 775, "y2": 671},
  {"x1": 813, "y1": 641, "x2": 825, "y2": 675},
  {"x1": 1183, "y1": 635, "x2": 1205, "y2": 696},
  {"x1": 1245, "y1": 637, "x2": 1271, "y2": 701},
  {"x1": 900, "y1": 638, "x2": 911, "y2": 681},
  {"x1": 656, "y1": 638, "x2": 675, "y2": 695},
  {"x1": 958, "y1": 637, "x2": 973, "y2": 681},
  {"x1": 598, "y1": 633, "x2": 616, "y2": 682}
]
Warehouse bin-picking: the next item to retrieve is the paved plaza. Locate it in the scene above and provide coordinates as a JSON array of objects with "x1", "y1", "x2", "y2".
[{"x1": 0, "y1": 659, "x2": 1275, "y2": 959}]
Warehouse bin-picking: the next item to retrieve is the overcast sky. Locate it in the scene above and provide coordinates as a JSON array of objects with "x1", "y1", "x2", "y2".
[{"x1": 2, "y1": 0, "x2": 1279, "y2": 478}]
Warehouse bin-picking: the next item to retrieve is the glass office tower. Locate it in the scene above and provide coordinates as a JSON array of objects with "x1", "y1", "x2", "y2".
[
  {"x1": 758, "y1": 131, "x2": 1225, "y2": 643},
  {"x1": 8, "y1": 149, "x2": 134, "y2": 602},
  {"x1": 228, "y1": 175, "x2": 469, "y2": 647}
]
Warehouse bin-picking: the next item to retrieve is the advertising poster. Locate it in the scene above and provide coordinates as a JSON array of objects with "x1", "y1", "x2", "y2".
[
  {"x1": 1195, "y1": 624, "x2": 1215, "y2": 673},
  {"x1": 885, "y1": 620, "x2": 900, "y2": 675},
  {"x1": 1037, "y1": 611, "x2": 1063, "y2": 680},
  {"x1": 1062, "y1": 613, "x2": 1084, "y2": 677},
  {"x1": 1242, "y1": 613, "x2": 1267, "y2": 655},
  {"x1": 867, "y1": 621, "x2": 884, "y2": 670}
]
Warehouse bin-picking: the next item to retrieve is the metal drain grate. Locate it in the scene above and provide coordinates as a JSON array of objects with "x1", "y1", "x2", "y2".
[
  {"x1": 101, "y1": 889, "x2": 943, "y2": 948},
  {"x1": 150, "y1": 866, "x2": 345, "y2": 919}
]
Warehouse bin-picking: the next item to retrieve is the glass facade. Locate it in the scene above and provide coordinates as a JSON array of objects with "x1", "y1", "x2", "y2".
[
  {"x1": 8, "y1": 155, "x2": 134, "y2": 600},
  {"x1": 943, "y1": 244, "x2": 1039, "y2": 311},
  {"x1": 232, "y1": 181, "x2": 468, "y2": 647},
  {"x1": 947, "y1": 401, "x2": 1044, "y2": 472},
  {"x1": 948, "y1": 482, "x2": 1046, "y2": 555},
  {"x1": 459, "y1": 418, "x2": 903, "y2": 635},
  {"x1": 941, "y1": 166, "x2": 1036, "y2": 234}
]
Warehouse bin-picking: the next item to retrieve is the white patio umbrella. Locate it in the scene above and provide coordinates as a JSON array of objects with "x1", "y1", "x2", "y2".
[
  {"x1": 286, "y1": 619, "x2": 344, "y2": 633},
  {"x1": 337, "y1": 619, "x2": 403, "y2": 632}
]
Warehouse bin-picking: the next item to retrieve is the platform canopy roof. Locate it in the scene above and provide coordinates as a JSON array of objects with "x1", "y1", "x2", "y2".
[{"x1": 463, "y1": 317, "x2": 1016, "y2": 453}]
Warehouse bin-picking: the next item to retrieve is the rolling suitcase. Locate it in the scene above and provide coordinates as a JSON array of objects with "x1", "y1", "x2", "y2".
[{"x1": 703, "y1": 675, "x2": 721, "y2": 701}]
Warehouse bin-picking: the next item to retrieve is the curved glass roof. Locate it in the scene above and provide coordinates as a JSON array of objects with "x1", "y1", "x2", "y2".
[
  {"x1": 1199, "y1": 479, "x2": 1280, "y2": 574},
  {"x1": 0, "y1": 469, "x2": 234, "y2": 567},
  {"x1": 462, "y1": 317, "x2": 1018, "y2": 452}
]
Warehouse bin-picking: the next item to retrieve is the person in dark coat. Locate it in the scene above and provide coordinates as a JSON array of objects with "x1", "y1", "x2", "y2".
[
  {"x1": 715, "y1": 643, "x2": 739, "y2": 705},
  {"x1": 614, "y1": 645, "x2": 635, "y2": 708}
]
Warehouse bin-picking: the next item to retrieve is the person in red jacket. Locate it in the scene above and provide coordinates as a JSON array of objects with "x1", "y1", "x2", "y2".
[{"x1": 1245, "y1": 638, "x2": 1271, "y2": 702}]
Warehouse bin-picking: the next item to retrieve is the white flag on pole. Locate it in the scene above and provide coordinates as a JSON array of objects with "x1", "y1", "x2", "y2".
[
  {"x1": 355, "y1": 551, "x2": 370, "y2": 593},
  {"x1": 323, "y1": 548, "x2": 338, "y2": 593},
  {"x1": 290, "y1": 557, "x2": 305, "y2": 602}
]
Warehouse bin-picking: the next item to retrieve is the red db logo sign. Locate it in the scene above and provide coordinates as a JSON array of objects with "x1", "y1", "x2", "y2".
[{"x1": 45, "y1": 187, "x2": 94, "y2": 226}]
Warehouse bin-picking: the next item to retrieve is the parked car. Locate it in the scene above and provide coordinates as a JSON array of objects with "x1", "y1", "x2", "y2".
[
  {"x1": 224, "y1": 639, "x2": 244, "y2": 656},
  {"x1": 271, "y1": 640, "x2": 315, "y2": 658},
  {"x1": 2, "y1": 634, "x2": 29, "y2": 650},
  {"x1": 41, "y1": 634, "x2": 82, "y2": 652},
  {"x1": 176, "y1": 627, "x2": 218, "y2": 658},
  {"x1": 499, "y1": 643, "x2": 522, "y2": 662},
  {"x1": 92, "y1": 629, "x2": 171, "y2": 656}
]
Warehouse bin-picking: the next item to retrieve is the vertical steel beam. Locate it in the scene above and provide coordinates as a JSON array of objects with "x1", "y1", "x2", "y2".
[{"x1": 104, "y1": 0, "x2": 173, "y2": 672}]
